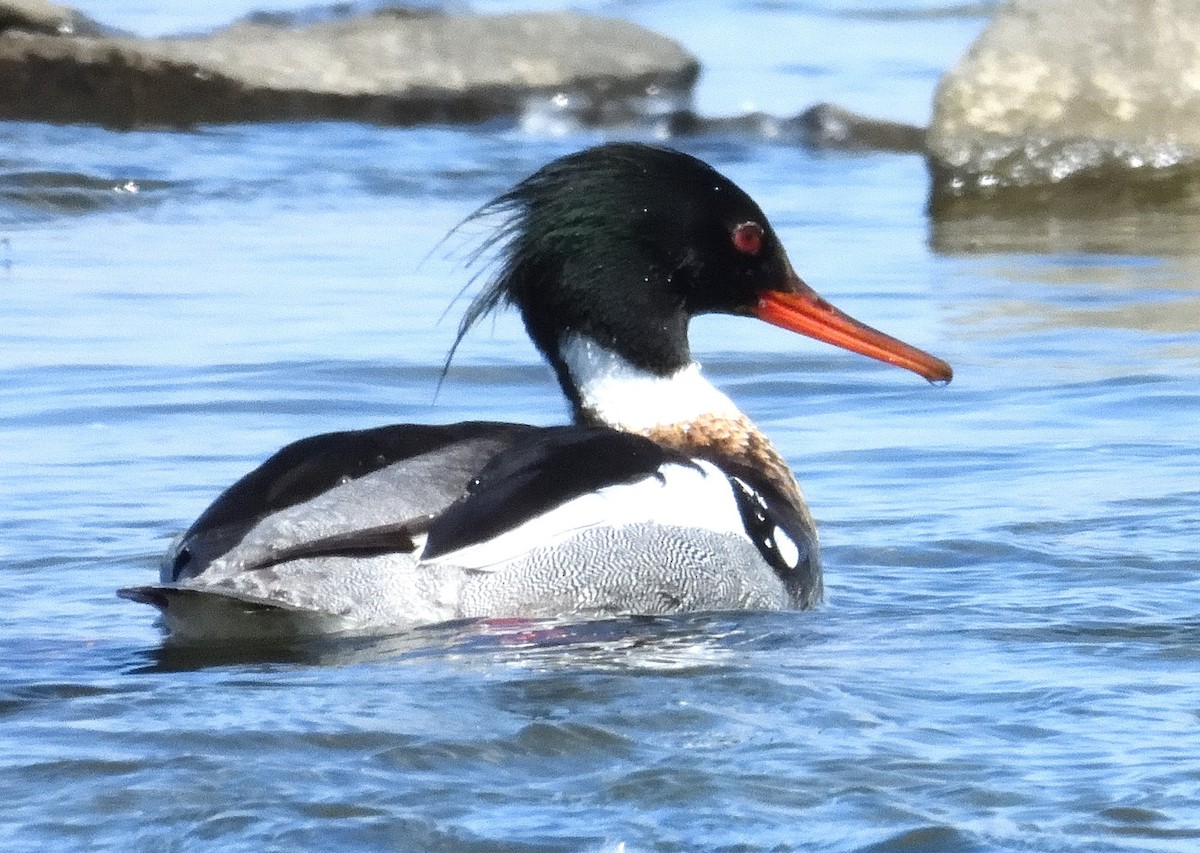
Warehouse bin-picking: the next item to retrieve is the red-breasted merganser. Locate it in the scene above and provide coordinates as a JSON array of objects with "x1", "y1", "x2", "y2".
[{"x1": 120, "y1": 142, "x2": 952, "y2": 642}]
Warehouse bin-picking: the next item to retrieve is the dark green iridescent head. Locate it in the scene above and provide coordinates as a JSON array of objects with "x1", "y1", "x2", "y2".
[{"x1": 454, "y1": 142, "x2": 797, "y2": 378}]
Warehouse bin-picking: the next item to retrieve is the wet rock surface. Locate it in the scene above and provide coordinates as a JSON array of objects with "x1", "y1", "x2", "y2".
[
  {"x1": 927, "y1": 0, "x2": 1200, "y2": 205},
  {"x1": 666, "y1": 103, "x2": 925, "y2": 153},
  {"x1": 0, "y1": 4, "x2": 699, "y2": 127}
]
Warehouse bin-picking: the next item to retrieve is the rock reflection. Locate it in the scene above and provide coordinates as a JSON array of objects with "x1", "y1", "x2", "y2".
[{"x1": 928, "y1": 182, "x2": 1200, "y2": 258}]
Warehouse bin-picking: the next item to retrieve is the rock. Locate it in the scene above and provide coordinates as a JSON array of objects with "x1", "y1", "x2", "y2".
[
  {"x1": 0, "y1": 7, "x2": 698, "y2": 128},
  {"x1": 790, "y1": 103, "x2": 925, "y2": 153},
  {"x1": 927, "y1": 0, "x2": 1200, "y2": 203},
  {"x1": 0, "y1": 0, "x2": 110, "y2": 37},
  {"x1": 662, "y1": 103, "x2": 925, "y2": 153}
]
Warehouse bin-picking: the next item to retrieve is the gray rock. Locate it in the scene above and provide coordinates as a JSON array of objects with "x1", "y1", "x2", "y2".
[
  {"x1": 0, "y1": 7, "x2": 698, "y2": 127},
  {"x1": 927, "y1": 0, "x2": 1200, "y2": 201}
]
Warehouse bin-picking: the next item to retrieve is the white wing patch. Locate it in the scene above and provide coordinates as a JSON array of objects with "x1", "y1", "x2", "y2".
[
  {"x1": 421, "y1": 459, "x2": 747, "y2": 571},
  {"x1": 772, "y1": 527, "x2": 802, "y2": 569}
]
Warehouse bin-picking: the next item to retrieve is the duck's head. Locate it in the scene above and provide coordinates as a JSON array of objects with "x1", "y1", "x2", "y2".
[{"x1": 455, "y1": 142, "x2": 951, "y2": 419}]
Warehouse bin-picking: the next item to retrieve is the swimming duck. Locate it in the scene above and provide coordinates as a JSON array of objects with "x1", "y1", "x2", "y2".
[{"x1": 120, "y1": 142, "x2": 951, "y2": 641}]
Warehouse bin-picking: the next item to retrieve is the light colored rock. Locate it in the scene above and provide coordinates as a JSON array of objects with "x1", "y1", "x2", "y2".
[
  {"x1": 928, "y1": 0, "x2": 1200, "y2": 196},
  {"x1": 0, "y1": 8, "x2": 698, "y2": 127},
  {"x1": 150, "y1": 12, "x2": 695, "y2": 98}
]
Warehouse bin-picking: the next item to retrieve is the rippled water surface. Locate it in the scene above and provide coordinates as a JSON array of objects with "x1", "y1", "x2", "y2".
[{"x1": 3, "y1": 2, "x2": 1199, "y2": 851}]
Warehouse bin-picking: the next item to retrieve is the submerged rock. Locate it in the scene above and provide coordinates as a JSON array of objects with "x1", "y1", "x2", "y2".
[
  {"x1": 517, "y1": 95, "x2": 926, "y2": 153},
  {"x1": 0, "y1": 5, "x2": 698, "y2": 128},
  {"x1": 665, "y1": 103, "x2": 925, "y2": 153},
  {"x1": 927, "y1": 0, "x2": 1200, "y2": 205}
]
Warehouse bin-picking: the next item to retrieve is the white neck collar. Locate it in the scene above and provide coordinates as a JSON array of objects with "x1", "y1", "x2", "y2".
[{"x1": 559, "y1": 333, "x2": 743, "y2": 431}]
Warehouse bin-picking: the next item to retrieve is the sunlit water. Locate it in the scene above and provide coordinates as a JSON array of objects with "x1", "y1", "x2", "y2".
[{"x1": 3, "y1": 2, "x2": 1199, "y2": 851}]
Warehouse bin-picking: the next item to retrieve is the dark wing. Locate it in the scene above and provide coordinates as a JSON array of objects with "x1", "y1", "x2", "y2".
[
  {"x1": 421, "y1": 425, "x2": 697, "y2": 559},
  {"x1": 182, "y1": 425, "x2": 690, "y2": 574},
  {"x1": 169, "y1": 421, "x2": 537, "y2": 580}
]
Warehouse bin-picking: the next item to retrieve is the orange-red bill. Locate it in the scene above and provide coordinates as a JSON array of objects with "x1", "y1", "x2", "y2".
[{"x1": 756, "y1": 285, "x2": 953, "y2": 384}]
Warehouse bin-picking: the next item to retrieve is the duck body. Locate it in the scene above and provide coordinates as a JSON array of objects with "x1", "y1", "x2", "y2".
[
  {"x1": 127, "y1": 422, "x2": 816, "y2": 640},
  {"x1": 121, "y1": 143, "x2": 950, "y2": 642}
]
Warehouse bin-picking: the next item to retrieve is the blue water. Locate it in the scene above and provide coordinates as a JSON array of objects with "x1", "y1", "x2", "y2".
[{"x1": 3, "y1": 2, "x2": 1200, "y2": 851}]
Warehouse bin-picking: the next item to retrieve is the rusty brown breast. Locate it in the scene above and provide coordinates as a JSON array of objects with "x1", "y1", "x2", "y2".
[{"x1": 580, "y1": 407, "x2": 805, "y2": 510}]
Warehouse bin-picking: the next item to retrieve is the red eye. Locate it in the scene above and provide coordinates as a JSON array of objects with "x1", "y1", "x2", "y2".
[{"x1": 732, "y1": 221, "x2": 763, "y2": 256}]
